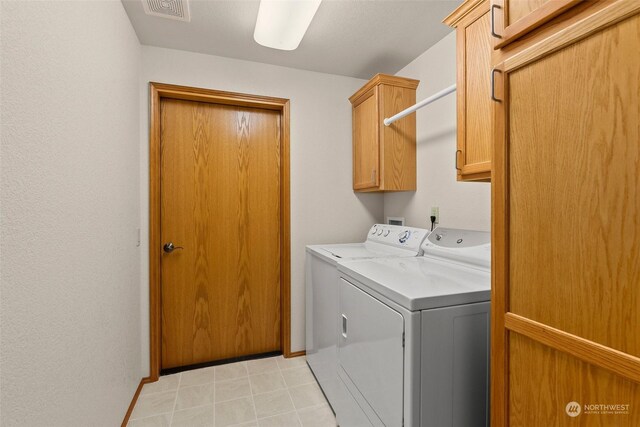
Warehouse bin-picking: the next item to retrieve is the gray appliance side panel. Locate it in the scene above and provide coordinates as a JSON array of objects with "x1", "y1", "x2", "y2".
[
  {"x1": 305, "y1": 254, "x2": 314, "y2": 356},
  {"x1": 403, "y1": 310, "x2": 421, "y2": 427},
  {"x1": 421, "y1": 301, "x2": 490, "y2": 427},
  {"x1": 305, "y1": 252, "x2": 340, "y2": 408}
]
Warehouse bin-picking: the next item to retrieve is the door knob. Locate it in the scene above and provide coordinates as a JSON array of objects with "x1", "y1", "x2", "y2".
[{"x1": 163, "y1": 242, "x2": 183, "y2": 253}]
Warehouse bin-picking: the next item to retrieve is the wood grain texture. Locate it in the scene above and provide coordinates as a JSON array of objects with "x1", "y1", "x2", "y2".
[
  {"x1": 379, "y1": 84, "x2": 417, "y2": 191},
  {"x1": 509, "y1": 333, "x2": 640, "y2": 426},
  {"x1": 149, "y1": 83, "x2": 291, "y2": 376},
  {"x1": 506, "y1": 313, "x2": 640, "y2": 383},
  {"x1": 352, "y1": 89, "x2": 380, "y2": 190},
  {"x1": 452, "y1": 3, "x2": 493, "y2": 181},
  {"x1": 491, "y1": 60, "x2": 509, "y2": 427},
  {"x1": 507, "y1": 0, "x2": 552, "y2": 25},
  {"x1": 160, "y1": 99, "x2": 282, "y2": 369},
  {"x1": 349, "y1": 75, "x2": 419, "y2": 192},
  {"x1": 279, "y1": 101, "x2": 292, "y2": 358},
  {"x1": 121, "y1": 377, "x2": 151, "y2": 427},
  {"x1": 349, "y1": 73, "x2": 419, "y2": 105},
  {"x1": 493, "y1": 0, "x2": 582, "y2": 48},
  {"x1": 492, "y1": 6, "x2": 640, "y2": 426},
  {"x1": 444, "y1": 0, "x2": 487, "y2": 26},
  {"x1": 502, "y1": 0, "x2": 640, "y2": 72},
  {"x1": 508, "y1": 13, "x2": 640, "y2": 356},
  {"x1": 149, "y1": 84, "x2": 162, "y2": 382}
]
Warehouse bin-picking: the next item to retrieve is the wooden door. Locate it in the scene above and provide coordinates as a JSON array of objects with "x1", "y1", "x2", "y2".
[
  {"x1": 455, "y1": 2, "x2": 492, "y2": 181},
  {"x1": 490, "y1": 0, "x2": 581, "y2": 48},
  {"x1": 352, "y1": 89, "x2": 380, "y2": 191},
  {"x1": 160, "y1": 98, "x2": 282, "y2": 370},
  {"x1": 492, "y1": 3, "x2": 640, "y2": 426}
]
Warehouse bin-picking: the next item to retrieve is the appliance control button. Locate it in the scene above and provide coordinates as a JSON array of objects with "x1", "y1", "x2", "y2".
[
  {"x1": 457, "y1": 238, "x2": 463, "y2": 244},
  {"x1": 384, "y1": 230, "x2": 390, "y2": 237},
  {"x1": 399, "y1": 230, "x2": 410, "y2": 243},
  {"x1": 377, "y1": 229, "x2": 384, "y2": 236}
]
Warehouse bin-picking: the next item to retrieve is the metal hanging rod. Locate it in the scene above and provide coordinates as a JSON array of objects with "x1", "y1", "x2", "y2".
[{"x1": 383, "y1": 84, "x2": 457, "y2": 126}]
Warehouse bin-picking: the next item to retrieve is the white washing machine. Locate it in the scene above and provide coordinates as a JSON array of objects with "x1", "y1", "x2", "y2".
[
  {"x1": 305, "y1": 224, "x2": 431, "y2": 413},
  {"x1": 336, "y1": 227, "x2": 491, "y2": 427}
]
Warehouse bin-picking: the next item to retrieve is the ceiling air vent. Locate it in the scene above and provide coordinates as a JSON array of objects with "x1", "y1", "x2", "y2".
[{"x1": 142, "y1": 0, "x2": 190, "y2": 22}]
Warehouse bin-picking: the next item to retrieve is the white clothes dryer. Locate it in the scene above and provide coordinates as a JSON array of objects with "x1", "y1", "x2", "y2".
[
  {"x1": 336, "y1": 227, "x2": 491, "y2": 427},
  {"x1": 305, "y1": 224, "x2": 431, "y2": 412}
]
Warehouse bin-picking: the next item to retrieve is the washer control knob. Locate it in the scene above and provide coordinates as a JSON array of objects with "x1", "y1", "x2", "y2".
[
  {"x1": 377, "y1": 229, "x2": 384, "y2": 236},
  {"x1": 384, "y1": 230, "x2": 390, "y2": 237},
  {"x1": 399, "y1": 230, "x2": 411, "y2": 243}
]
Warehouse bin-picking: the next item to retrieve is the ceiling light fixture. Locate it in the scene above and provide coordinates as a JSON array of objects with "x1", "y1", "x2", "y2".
[{"x1": 254, "y1": 0, "x2": 322, "y2": 51}]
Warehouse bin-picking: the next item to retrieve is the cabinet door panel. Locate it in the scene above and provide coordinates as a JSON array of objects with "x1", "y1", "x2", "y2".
[
  {"x1": 509, "y1": 334, "x2": 640, "y2": 426},
  {"x1": 492, "y1": 5, "x2": 640, "y2": 426},
  {"x1": 352, "y1": 91, "x2": 379, "y2": 190},
  {"x1": 457, "y1": 6, "x2": 492, "y2": 181},
  {"x1": 379, "y1": 85, "x2": 416, "y2": 190},
  {"x1": 458, "y1": 12, "x2": 493, "y2": 179},
  {"x1": 491, "y1": 0, "x2": 581, "y2": 48}
]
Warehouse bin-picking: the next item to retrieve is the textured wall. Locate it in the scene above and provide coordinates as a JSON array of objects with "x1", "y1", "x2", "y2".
[
  {"x1": 384, "y1": 32, "x2": 491, "y2": 232},
  {"x1": 0, "y1": 1, "x2": 141, "y2": 425},
  {"x1": 139, "y1": 47, "x2": 384, "y2": 375}
]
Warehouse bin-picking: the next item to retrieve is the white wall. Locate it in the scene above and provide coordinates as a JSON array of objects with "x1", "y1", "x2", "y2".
[
  {"x1": 139, "y1": 47, "x2": 383, "y2": 375},
  {"x1": 384, "y1": 32, "x2": 491, "y2": 231},
  {"x1": 0, "y1": 1, "x2": 141, "y2": 425}
]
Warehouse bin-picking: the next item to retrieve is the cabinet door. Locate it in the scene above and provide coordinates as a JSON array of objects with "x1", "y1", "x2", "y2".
[
  {"x1": 379, "y1": 84, "x2": 417, "y2": 190},
  {"x1": 456, "y1": 6, "x2": 492, "y2": 181},
  {"x1": 490, "y1": 0, "x2": 581, "y2": 48},
  {"x1": 352, "y1": 89, "x2": 380, "y2": 190},
  {"x1": 492, "y1": 3, "x2": 640, "y2": 426}
]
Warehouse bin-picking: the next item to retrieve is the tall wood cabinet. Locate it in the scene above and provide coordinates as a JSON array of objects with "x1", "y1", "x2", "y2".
[
  {"x1": 490, "y1": 1, "x2": 640, "y2": 426},
  {"x1": 349, "y1": 74, "x2": 419, "y2": 192},
  {"x1": 445, "y1": 0, "x2": 493, "y2": 182}
]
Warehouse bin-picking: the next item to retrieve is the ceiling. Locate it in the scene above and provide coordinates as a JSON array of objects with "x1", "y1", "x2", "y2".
[{"x1": 121, "y1": 0, "x2": 461, "y2": 79}]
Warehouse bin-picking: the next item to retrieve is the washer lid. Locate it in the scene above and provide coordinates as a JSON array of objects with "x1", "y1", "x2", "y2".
[
  {"x1": 338, "y1": 256, "x2": 490, "y2": 311},
  {"x1": 421, "y1": 227, "x2": 491, "y2": 269}
]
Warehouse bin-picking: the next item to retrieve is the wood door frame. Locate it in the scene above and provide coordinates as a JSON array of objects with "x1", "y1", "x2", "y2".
[{"x1": 148, "y1": 82, "x2": 291, "y2": 381}]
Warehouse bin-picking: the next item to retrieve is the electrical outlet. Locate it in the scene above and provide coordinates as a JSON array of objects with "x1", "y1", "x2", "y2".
[{"x1": 430, "y1": 207, "x2": 439, "y2": 224}]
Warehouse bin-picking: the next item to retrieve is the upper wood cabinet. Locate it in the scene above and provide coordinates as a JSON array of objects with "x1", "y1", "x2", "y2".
[
  {"x1": 349, "y1": 74, "x2": 419, "y2": 192},
  {"x1": 444, "y1": 0, "x2": 493, "y2": 182},
  {"x1": 489, "y1": 0, "x2": 581, "y2": 48}
]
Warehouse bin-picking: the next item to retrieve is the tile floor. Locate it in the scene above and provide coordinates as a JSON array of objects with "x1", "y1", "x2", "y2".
[{"x1": 128, "y1": 355, "x2": 337, "y2": 427}]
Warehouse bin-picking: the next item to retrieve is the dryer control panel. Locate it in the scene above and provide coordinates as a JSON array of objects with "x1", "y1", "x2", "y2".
[{"x1": 366, "y1": 224, "x2": 429, "y2": 252}]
